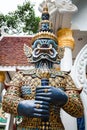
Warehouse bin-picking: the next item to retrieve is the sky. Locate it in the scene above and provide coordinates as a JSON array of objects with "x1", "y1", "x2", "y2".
[{"x1": 0, "y1": 0, "x2": 43, "y2": 16}]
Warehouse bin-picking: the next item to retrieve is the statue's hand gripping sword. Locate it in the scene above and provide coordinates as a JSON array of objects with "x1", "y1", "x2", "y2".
[{"x1": 37, "y1": 68, "x2": 50, "y2": 130}]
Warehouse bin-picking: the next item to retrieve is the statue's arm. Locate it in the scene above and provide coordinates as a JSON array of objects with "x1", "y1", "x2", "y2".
[
  {"x1": 62, "y1": 75, "x2": 84, "y2": 118},
  {"x1": 2, "y1": 72, "x2": 50, "y2": 118},
  {"x1": 2, "y1": 72, "x2": 24, "y2": 115},
  {"x1": 2, "y1": 85, "x2": 23, "y2": 116}
]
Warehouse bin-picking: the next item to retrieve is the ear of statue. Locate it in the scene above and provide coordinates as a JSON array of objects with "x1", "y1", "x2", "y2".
[
  {"x1": 24, "y1": 44, "x2": 32, "y2": 58},
  {"x1": 57, "y1": 47, "x2": 65, "y2": 59}
]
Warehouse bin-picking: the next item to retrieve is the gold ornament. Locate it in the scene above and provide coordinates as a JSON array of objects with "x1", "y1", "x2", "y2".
[
  {"x1": 44, "y1": 89, "x2": 48, "y2": 93},
  {"x1": 36, "y1": 104, "x2": 40, "y2": 109},
  {"x1": 0, "y1": 71, "x2": 5, "y2": 83},
  {"x1": 57, "y1": 28, "x2": 75, "y2": 50},
  {"x1": 31, "y1": 31, "x2": 58, "y2": 44},
  {"x1": 43, "y1": 3, "x2": 48, "y2": 13}
]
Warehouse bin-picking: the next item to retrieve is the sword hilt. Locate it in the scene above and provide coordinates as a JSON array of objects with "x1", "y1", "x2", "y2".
[{"x1": 41, "y1": 78, "x2": 50, "y2": 130}]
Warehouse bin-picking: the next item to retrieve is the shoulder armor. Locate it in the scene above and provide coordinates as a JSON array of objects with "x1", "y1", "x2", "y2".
[{"x1": 5, "y1": 71, "x2": 23, "y2": 87}]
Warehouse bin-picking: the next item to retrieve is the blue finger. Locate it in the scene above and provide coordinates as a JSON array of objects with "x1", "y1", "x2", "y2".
[
  {"x1": 36, "y1": 93, "x2": 51, "y2": 97},
  {"x1": 33, "y1": 113, "x2": 49, "y2": 118},
  {"x1": 35, "y1": 96, "x2": 51, "y2": 102},
  {"x1": 34, "y1": 108, "x2": 49, "y2": 114},
  {"x1": 36, "y1": 86, "x2": 50, "y2": 90},
  {"x1": 35, "y1": 101, "x2": 49, "y2": 105}
]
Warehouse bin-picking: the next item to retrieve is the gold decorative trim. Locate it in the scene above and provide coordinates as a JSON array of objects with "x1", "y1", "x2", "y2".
[
  {"x1": 31, "y1": 31, "x2": 58, "y2": 44},
  {"x1": 57, "y1": 28, "x2": 75, "y2": 50},
  {"x1": 43, "y1": 3, "x2": 48, "y2": 13},
  {"x1": 0, "y1": 71, "x2": 5, "y2": 83}
]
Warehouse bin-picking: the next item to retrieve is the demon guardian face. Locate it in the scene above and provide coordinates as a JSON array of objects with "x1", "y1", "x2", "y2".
[{"x1": 32, "y1": 39, "x2": 58, "y2": 68}]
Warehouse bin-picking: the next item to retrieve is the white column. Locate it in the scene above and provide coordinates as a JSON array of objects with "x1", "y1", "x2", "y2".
[
  {"x1": 60, "y1": 47, "x2": 77, "y2": 130},
  {"x1": 61, "y1": 47, "x2": 72, "y2": 71}
]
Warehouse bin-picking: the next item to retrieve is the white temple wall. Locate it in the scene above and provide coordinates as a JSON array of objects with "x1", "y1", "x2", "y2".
[{"x1": 72, "y1": 0, "x2": 87, "y2": 30}]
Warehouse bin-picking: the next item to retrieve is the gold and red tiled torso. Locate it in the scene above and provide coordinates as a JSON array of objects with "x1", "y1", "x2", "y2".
[{"x1": 2, "y1": 69, "x2": 83, "y2": 130}]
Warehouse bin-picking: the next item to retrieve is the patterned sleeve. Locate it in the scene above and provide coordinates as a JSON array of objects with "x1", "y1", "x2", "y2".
[
  {"x1": 63, "y1": 75, "x2": 84, "y2": 118},
  {"x1": 2, "y1": 72, "x2": 24, "y2": 116}
]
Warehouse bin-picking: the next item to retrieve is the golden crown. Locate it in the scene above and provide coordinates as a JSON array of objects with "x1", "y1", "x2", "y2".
[
  {"x1": 31, "y1": 4, "x2": 58, "y2": 44},
  {"x1": 31, "y1": 31, "x2": 58, "y2": 44}
]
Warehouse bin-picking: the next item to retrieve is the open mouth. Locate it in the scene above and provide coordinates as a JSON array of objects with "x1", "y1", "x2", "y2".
[
  {"x1": 35, "y1": 59, "x2": 53, "y2": 69},
  {"x1": 32, "y1": 46, "x2": 57, "y2": 62}
]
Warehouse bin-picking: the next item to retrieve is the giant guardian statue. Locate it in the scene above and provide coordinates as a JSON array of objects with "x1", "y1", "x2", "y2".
[{"x1": 2, "y1": 4, "x2": 83, "y2": 130}]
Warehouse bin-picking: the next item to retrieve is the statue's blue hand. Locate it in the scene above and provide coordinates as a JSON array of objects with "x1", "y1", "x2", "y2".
[
  {"x1": 36, "y1": 86, "x2": 68, "y2": 106},
  {"x1": 18, "y1": 100, "x2": 49, "y2": 118}
]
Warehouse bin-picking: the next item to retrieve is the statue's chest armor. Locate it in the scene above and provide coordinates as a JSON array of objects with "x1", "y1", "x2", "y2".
[
  {"x1": 10, "y1": 70, "x2": 67, "y2": 129},
  {"x1": 20, "y1": 75, "x2": 66, "y2": 100}
]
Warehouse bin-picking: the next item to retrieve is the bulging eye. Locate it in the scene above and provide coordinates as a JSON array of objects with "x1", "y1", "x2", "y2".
[{"x1": 37, "y1": 43, "x2": 41, "y2": 48}]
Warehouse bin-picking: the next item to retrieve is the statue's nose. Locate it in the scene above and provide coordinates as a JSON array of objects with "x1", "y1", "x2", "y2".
[{"x1": 41, "y1": 44, "x2": 49, "y2": 48}]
